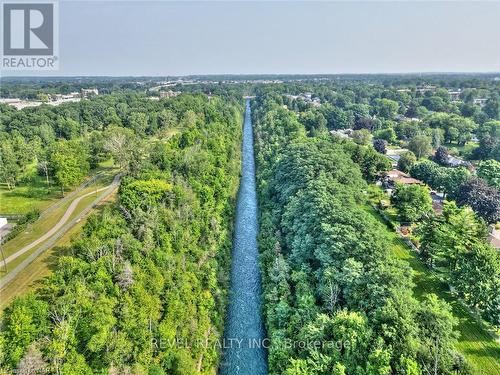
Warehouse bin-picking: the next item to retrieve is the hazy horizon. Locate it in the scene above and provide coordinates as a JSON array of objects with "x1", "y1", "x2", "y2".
[{"x1": 2, "y1": 72, "x2": 500, "y2": 79}]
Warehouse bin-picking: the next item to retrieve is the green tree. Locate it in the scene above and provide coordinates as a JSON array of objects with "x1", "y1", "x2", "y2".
[
  {"x1": 373, "y1": 139, "x2": 388, "y2": 154},
  {"x1": 373, "y1": 128, "x2": 397, "y2": 143},
  {"x1": 424, "y1": 113, "x2": 476, "y2": 145},
  {"x1": 50, "y1": 140, "x2": 90, "y2": 195},
  {"x1": 477, "y1": 159, "x2": 500, "y2": 188},
  {"x1": 0, "y1": 140, "x2": 20, "y2": 189},
  {"x1": 11, "y1": 134, "x2": 32, "y2": 172},
  {"x1": 351, "y1": 129, "x2": 372, "y2": 145},
  {"x1": 433, "y1": 146, "x2": 449, "y2": 166},
  {"x1": 157, "y1": 109, "x2": 178, "y2": 130},
  {"x1": 103, "y1": 126, "x2": 136, "y2": 171},
  {"x1": 429, "y1": 128, "x2": 444, "y2": 148},
  {"x1": 483, "y1": 96, "x2": 499, "y2": 119},
  {"x1": 127, "y1": 112, "x2": 148, "y2": 135},
  {"x1": 119, "y1": 179, "x2": 172, "y2": 210},
  {"x1": 455, "y1": 178, "x2": 500, "y2": 224},
  {"x1": 300, "y1": 110, "x2": 328, "y2": 136},
  {"x1": 1, "y1": 294, "x2": 49, "y2": 368},
  {"x1": 437, "y1": 167, "x2": 470, "y2": 198},
  {"x1": 391, "y1": 183, "x2": 433, "y2": 223},
  {"x1": 57, "y1": 118, "x2": 80, "y2": 139},
  {"x1": 416, "y1": 294, "x2": 459, "y2": 375},
  {"x1": 397, "y1": 151, "x2": 417, "y2": 173},
  {"x1": 373, "y1": 98, "x2": 399, "y2": 119},
  {"x1": 452, "y1": 244, "x2": 500, "y2": 326},
  {"x1": 320, "y1": 104, "x2": 353, "y2": 130},
  {"x1": 408, "y1": 135, "x2": 432, "y2": 159},
  {"x1": 475, "y1": 120, "x2": 499, "y2": 161},
  {"x1": 36, "y1": 92, "x2": 49, "y2": 103}
]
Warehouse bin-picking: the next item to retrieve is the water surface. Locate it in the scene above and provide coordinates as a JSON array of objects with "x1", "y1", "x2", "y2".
[{"x1": 220, "y1": 100, "x2": 267, "y2": 375}]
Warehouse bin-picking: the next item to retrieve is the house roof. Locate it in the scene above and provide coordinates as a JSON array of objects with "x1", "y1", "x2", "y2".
[{"x1": 384, "y1": 169, "x2": 423, "y2": 185}]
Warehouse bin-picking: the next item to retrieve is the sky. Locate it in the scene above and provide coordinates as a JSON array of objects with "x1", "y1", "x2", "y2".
[{"x1": 3, "y1": 0, "x2": 500, "y2": 76}]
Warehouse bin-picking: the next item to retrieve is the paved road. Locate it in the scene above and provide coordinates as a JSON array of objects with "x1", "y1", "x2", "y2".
[
  {"x1": 4, "y1": 174, "x2": 121, "y2": 266},
  {"x1": 0, "y1": 174, "x2": 121, "y2": 289}
]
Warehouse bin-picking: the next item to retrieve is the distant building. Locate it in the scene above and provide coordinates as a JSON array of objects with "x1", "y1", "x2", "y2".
[
  {"x1": 159, "y1": 90, "x2": 181, "y2": 98},
  {"x1": 386, "y1": 148, "x2": 411, "y2": 167},
  {"x1": 473, "y1": 98, "x2": 488, "y2": 107},
  {"x1": 48, "y1": 92, "x2": 81, "y2": 105},
  {"x1": 61, "y1": 93, "x2": 79, "y2": 100},
  {"x1": 0, "y1": 218, "x2": 7, "y2": 229},
  {"x1": 81, "y1": 88, "x2": 99, "y2": 98},
  {"x1": 416, "y1": 85, "x2": 437, "y2": 94},
  {"x1": 0, "y1": 98, "x2": 41, "y2": 110},
  {"x1": 448, "y1": 89, "x2": 461, "y2": 101},
  {"x1": 284, "y1": 92, "x2": 320, "y2": 106},
  {"x1": 0, "y1": 98, "x2": 21, "y2": 104}
]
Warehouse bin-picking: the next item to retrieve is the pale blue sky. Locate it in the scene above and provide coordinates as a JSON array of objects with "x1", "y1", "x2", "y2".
[{"x1": 6, "y1": 1, "x2": 500, "y2": 75}]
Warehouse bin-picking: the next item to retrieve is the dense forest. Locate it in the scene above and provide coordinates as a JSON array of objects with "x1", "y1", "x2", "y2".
[
  {"x1": 0, "y1": 93, "x2": 243, "y2": 374},
  {"x1": 252, "y1": 90, "x2": 498, "y2": 374},
  {"x1": 1, "y1": 75, "x2": 499, "y2": 374}
]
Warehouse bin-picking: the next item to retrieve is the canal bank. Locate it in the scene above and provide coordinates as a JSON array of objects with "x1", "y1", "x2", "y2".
[{"x1": 219, "y1": 100, "x2": 267, "y2": 375}]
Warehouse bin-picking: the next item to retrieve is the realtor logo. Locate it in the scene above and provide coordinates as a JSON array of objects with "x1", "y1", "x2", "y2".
[
  {"x1": 3, "y1": 3, "x2": 53, "y2": 55},
  {"x1": 1, "y1": 1, "x2": 58, "y2": 70}
]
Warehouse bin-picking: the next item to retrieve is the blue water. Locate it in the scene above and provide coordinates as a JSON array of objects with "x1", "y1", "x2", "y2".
[{"x1": 219, "y1": 100, "x2": 267, "y2": 375}]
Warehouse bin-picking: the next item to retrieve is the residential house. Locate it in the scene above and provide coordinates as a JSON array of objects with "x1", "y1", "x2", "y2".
[
  {"x1": 448, "y1": 89, "x2": 461, "y2": 102},
  {"x1": 379, "y1": 169, "x2": 424, "y2": 194},
  {"x1": 473, "y1": 98, "x2": 488, "y2": 107},
  {"x1": 81, "y1": 88, "x2": 99, "y2": 98}
]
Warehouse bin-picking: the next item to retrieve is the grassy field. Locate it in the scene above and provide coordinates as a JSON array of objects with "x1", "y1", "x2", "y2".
[
  {"x1": 1, "y1": 167, "x2": 117, "y2": 260},
  {"x1": 364, "y1": 205, "x2": 500, "y2": 374},
  {"x1": 0, "y1": 159, "x2": 116, "y2": 215},
  {"x1": 0, "y1": 164, "x2": 61, "y2": 214},
  {"x1": 0, "y1": 190, "x2": 110, "y2": 274},
  {"x1": 443, "y1": 141, "x2": 479, "y2": 159},
  {"x1": 0, "y1": 197, "x2": 115, "y2": 310}
]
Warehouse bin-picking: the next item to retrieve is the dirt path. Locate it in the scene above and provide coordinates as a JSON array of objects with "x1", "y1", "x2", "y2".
[{"x1": 4, "y1": 175, "x2": 120, "y2": 265}]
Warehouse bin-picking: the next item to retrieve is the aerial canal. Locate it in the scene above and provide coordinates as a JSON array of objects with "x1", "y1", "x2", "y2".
[{"x1": 220, "y1": 100, "x2": 267, "y2": 375}]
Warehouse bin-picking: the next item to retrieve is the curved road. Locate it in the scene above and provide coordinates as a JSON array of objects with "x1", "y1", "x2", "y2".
[{"x1": 4, "y1": 174, "x2": 121, "y2": 266}]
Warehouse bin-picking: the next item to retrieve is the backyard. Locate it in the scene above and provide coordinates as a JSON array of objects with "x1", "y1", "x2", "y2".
[{"x1": 364, "y1": 203, "x2": 500, "y2": 374}]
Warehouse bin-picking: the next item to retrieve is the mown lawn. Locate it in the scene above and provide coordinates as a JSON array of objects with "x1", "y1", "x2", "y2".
[
  {"x1": 364, "y1": 205, "x2": 500, "y2": 375},
  {"x1": 1, "y1": 168, "x2": 118, "y2": 261},
  {"x1": 443, "y1": 141, "x2": 479, "y2": 159},
  {"x1": 0, "y1": 197, "x2": 116, "y2": 311},
  {"x1": 0, "y1": 159, "x2": 117, "y2": 215},
  {"x1": 0, "y1": 165, "x2": 60, "y2": 215}
]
